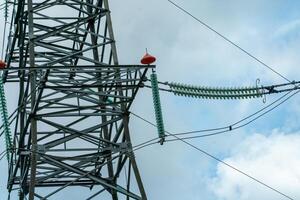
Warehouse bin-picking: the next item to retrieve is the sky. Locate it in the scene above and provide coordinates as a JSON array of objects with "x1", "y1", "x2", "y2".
[{"x1": 1, "y1": 0, "x2": 300, "y2": 199}]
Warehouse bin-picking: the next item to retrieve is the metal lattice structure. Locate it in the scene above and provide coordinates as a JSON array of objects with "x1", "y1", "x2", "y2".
[{"x1": 3, "y1": 0, "x2": 151, "y2": 199}]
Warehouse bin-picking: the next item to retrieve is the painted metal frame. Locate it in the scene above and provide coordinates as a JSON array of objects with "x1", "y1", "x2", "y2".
[{"x1": 4, "y1": 0, "x2": 150, "y2": 199}]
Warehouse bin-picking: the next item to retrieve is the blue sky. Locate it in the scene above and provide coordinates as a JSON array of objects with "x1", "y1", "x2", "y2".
[{"x1": 1, "y1": 0, "x2": 300, "y2": 199}]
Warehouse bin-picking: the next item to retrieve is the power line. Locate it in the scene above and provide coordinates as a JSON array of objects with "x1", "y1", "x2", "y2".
[
  {"x1": 132, "y1": 137, "x2": 159, "y2": 150},
  {"x1": 231, "y1": 90, "x2": 293, "y2": 127},
  {"x1": 146, "y1": 79, "x2": 300, "y2": 102},
  {"x1": 133, "y1": 140, "x2": 160, "y2": 152},
  {"x1": 166, "y1": 0, "x2": 292, "y2": 83},
  {"x1": 0, "y1": 149, "x2": 7, "y2": 159},
  {"x1": 144, "y1": 85, "x2": 173, "y2": 93},
  {"x1": 0, "y1": 79, "x2": 42, "y2": 137},
  {"x1": 169, "y1": 134, "x2": 294, "y2": 200},
  {"x1": 167, "y1": 89, "x2": 299, "y2": 140},
  {"x1": 0, "y1": 6, "x2": 6, "y2": 11},
  {"x1": 234, "y1": 90, "x2": 300, "y2": 129},
  {"x1": 0, "y1": 150, "x2": 8, "y2": 161},
  {"x1": 144, "y1": 81, "x2": 299, "y2": 139},
  {"x1": 131, "y1": 112, "x2": 295, "y2": 200},
  {"x1": 0, "y1": 2, "x2": 12, "y2": 8},
  {"x1": 0, "y1": 139, "x2": 158, "y2": 200},
  {"x1": 0, "y1": 139, "x2": 159, "y2": 163}
]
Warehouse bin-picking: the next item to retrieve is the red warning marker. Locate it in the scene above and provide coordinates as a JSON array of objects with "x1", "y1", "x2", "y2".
[
  {"x1": 141, "y1": 53, "x2": 156, "y2": 65},
  {"x1": 0, "y1": 60, "x2": 6, "y2": 69}
]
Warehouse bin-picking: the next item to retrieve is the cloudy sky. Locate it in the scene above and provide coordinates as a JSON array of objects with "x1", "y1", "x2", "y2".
[{"x1": 1, "y1": 0, "x2": 300, "y2": 199}]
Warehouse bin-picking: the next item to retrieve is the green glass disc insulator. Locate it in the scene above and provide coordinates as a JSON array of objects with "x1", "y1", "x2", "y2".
[
  {"x1": 151, "y1": 73, "x2": 165, "y2": 141},
  {"x1": 0, "y1": 76, "x2": 13, "y2": 159}
]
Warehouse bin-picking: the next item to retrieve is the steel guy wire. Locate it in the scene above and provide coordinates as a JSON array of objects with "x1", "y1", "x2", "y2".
[
  {"x1": 0, "y1": 82, "x2": 40, "y2": 137},
  {"x1": 143, "y1": 82, "x2": 299, "y2": 138},
  {"x1": 131, "y1": 112, "x2": 295, "y2": 200},
  {"x1": 234, "y1": 90, "x2": 300, "y2": 129},
  {"x1": 1, "y1": 139, "x2": 159, "y2": 199},
  {"x1": 170, "y1": 133, "x2": 294, "y2": 200},
  {"x1": 0, "y1": 150, "x2": 8, "y2": 161},
  {"x1": 0, "y1": 4, "x2": 8, "y2": 11},
  {"x1": 13, "y1": 138, "x2": 158, "y2": 194},
  {"x1": 171, "y1": 89, "x2": 296, "y2": 138},
  {"x1": 0, "y1": 137, "x2": 160, "y2": 165},
  {"x1": 166, "y1": 89, "x2": 299, "y2": 141},
  {"x1": 0, "y1": 149, "x2": 7, "y2": 158},
  {"x1": 167, "y1": 0, "x2": 292, "y2": 83}
]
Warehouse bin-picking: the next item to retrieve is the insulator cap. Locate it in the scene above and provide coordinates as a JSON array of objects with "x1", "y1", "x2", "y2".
[
  {"x1": 141, "y1": 53, "x2": 156, "y2": 65},
  {"x1": 0, "y1": 60, "x2": 6, "y2": 69}
]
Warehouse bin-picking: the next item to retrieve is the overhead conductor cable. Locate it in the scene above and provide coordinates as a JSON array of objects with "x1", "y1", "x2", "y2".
[{"x1": 167, "y1": 0, "x2": 292, "y2": 83}]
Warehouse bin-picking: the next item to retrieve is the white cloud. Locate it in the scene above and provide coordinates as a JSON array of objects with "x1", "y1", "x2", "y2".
[
  {"x1": 1, "y1": 0, "x2": 300, "y2": 199},
  {"x1": 210, "y1": 132, "x2": 300, "y2": 200},
  {"x1": 273, "y1": 19, "x2": 300, "y2": 39}
]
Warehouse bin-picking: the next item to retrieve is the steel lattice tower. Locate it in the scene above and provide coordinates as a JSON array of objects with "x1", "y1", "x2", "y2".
[{"x1": 3, "y1": 0, "x2": 151, "y2": 199}]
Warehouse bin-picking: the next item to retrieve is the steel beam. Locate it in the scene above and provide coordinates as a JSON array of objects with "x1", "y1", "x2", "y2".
[{"x1": 5, "y1": 0, "x2": 149, "y2": 199}]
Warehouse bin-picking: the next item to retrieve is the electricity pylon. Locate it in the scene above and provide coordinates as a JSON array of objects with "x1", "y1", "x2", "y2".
[{"x1": 3, "y1": 0, "x2": 150, "y2": 199}]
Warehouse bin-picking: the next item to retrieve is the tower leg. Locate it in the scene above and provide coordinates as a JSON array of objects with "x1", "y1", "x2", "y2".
[
  {"x1": 124, "y1": 115, "x2": 147, "y2": 200},
  {"x1": 28, "y1": 0, "x2": 37, "y2": 199}
]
